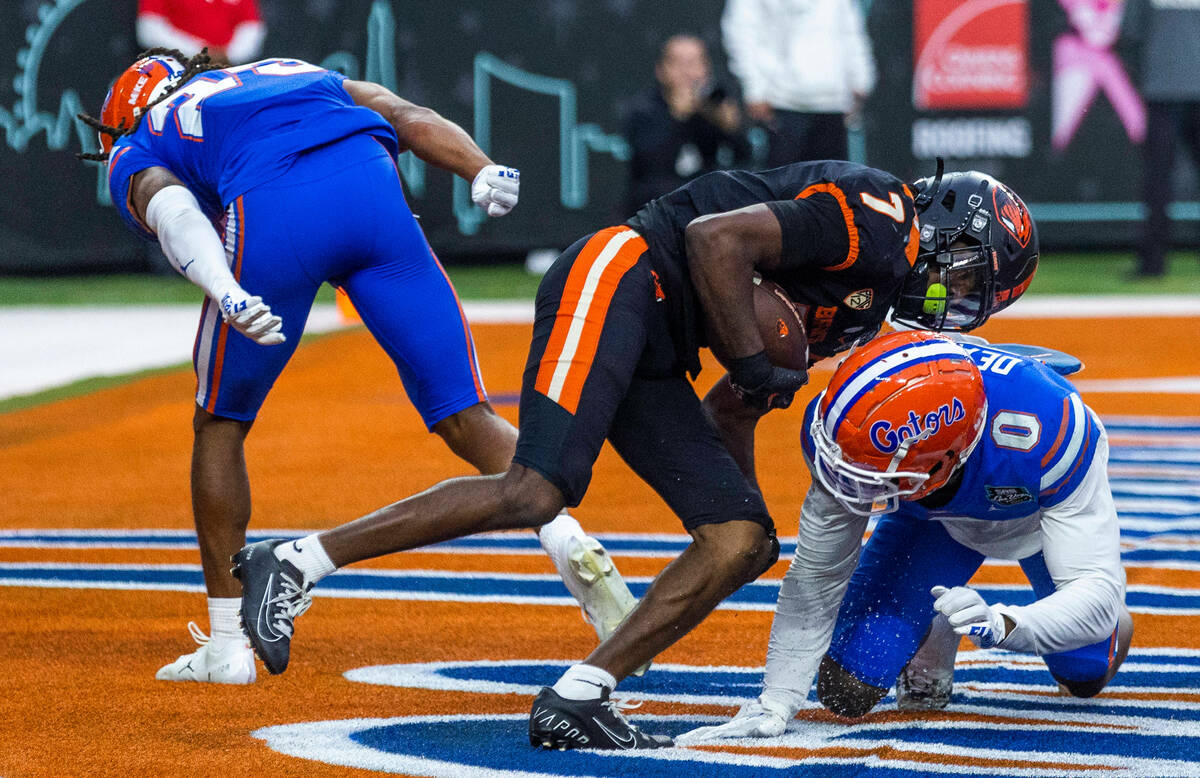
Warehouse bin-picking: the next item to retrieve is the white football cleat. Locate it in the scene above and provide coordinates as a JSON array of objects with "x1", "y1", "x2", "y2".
[
  {"x1": 566, "y1": 537, "x2": 650, "y2": 675},
  {"x1": 156, "y1": 622, "x2": 257, "y2": 684},
  {"x1": 568, "y1": 536, "x2": 638, "y2": 640}
]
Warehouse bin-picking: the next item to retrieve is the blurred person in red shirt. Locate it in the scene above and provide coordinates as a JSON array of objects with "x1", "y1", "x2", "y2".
[{"x1": 137, "y1": 0, "x2": 265, "y2": 65}]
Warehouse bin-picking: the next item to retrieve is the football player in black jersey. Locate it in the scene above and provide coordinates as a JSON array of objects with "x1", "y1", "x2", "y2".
[{"x1": 233, "y1": 160, "x2": 1039, "y2": 750}]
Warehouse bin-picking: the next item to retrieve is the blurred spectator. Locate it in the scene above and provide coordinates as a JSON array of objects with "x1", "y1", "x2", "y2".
[
  {"x1": 137, "y1": 0, "x2": 265, "y2": 64},
  {"x1": 623, "y1": 35, "x2": 750, "y2": 216},
  {"x1": 1126, "y1": 0, "x2": 1200, "y2": 277},
  {"x1": 722, "y1": 0, "x2": 875, "y2": 166}
]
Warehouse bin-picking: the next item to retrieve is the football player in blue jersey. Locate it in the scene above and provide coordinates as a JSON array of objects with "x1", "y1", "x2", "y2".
[
  {"x1": 81, "y1": 49, "x2": 638, "y2": 684},
  {"x1": 682, "y1": 330, "x2": 1132, "y2": 742}
]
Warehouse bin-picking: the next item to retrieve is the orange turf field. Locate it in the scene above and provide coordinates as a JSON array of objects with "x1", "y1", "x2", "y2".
[{"x1": 0, "y1": 313, "x2": 1197, "y2": 777}]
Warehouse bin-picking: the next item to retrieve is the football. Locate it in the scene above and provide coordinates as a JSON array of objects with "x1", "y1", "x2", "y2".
[{"x1": 753, "y1": 277, "x2": 809, "y2": 370}]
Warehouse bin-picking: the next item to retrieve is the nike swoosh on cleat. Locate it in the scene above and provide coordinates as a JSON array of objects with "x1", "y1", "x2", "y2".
[
  {"x1": 292, "y1": 541, "x2": 303, "y2": 554},
  {"x1": 592, "y1": 717, "x2": 637, "y2": 749},
  {"x1": 256, "y1": 573, "x2": 284, "y2": 642}
]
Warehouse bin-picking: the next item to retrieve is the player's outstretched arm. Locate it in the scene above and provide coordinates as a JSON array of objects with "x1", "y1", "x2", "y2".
[
  {"x1": 130, "y1": 167, "x2": 284, "y2": 345},
  {"x1": 342, "y1": 79, "x2": 519, "y2": 217}
]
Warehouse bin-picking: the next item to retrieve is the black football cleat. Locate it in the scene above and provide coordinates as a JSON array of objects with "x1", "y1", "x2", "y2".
[
  {"x1": 528, "y1": 686, "x2": 673, "y2": 750},
  {"x1": 231, "y1": 539, "x2": 312, "y2": 675}
]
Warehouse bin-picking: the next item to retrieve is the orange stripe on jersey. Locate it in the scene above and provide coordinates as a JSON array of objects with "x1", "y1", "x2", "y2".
[
  {"x1": 902, "y1": 185, "x2": 920, "y2": 267},
  {"x1": 232, "y1": 197, "x2": 246, "y2": 280},
  {"x1": 107, "y1": 147, "x2": 130, "y2": 183},
  {"x1": 205, "y1": 197, "x2": 245, "y2": 414},
  {"x1": 795, "y1": 183, "x2": 860, "y2": 271},
  {"x1": 534, "y1": 227, "x2": 647, "y2": 414},
  {"x1": 1041, "y1": 414, "x2": 1092, "y2": 497},
  {"x1": 1041, "y1": 397, "x2": 1072, "y2": 468}
]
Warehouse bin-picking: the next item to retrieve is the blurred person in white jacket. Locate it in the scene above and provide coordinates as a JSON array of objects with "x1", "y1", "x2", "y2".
[{"x1": 722, "y1": 0, "x2": 876, "y2": 166}]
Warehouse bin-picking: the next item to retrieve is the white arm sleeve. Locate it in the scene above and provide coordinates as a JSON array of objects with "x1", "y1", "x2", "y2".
[
  {"x1": 144, "y1": 185, "x2": 237, "y2": 303},
  {"x1": 760, "y1": 479, "x2": 869, "y2": 716},
  {"x1": 225, "y1": 21, "x2": 266, "y2": 64},
  {"x1": 136, "y1": 14, "x2": 205, "y2": 55},
  {"x1": 998, "y1": 427, "x2": 1127, "y2": 654}
]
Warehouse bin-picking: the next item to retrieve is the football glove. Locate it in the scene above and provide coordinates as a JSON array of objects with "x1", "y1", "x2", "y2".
[
  {"x1": 931, "y1": 585, "x2": 1008, "y2": 649},
  {"x1": 471, "y1": 164, "x2": 520, "y2": 217},
  {"x1": 727, "y1": 351, "x2": 808, "y2": 410},
  {"x1": 675, "y1": 698, "x2": 790, "y2": 743},
  {"x1": 217, "y1": 286, "x2": 285, "y2": 346}
]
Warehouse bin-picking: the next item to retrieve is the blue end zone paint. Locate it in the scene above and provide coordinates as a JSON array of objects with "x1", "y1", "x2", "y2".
[
  {"x1": 255, "y1": 650, "x2": 1200, "y2": 777},
  {"x1": 344, "y1": 654, "x2": 1200, "y2": 701},
  {"x1": 3, "y1": 563, "x2": 1198, "y2": 614}
]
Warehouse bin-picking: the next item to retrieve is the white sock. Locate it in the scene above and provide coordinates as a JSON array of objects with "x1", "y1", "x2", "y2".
[
  {"x1": 552, "y1": 663, "x2": 617, "y2": 700},
  {"x1": 208, "y1": 597, "x2": 244, "y2": 644},
  {"x1": 538, "y1": 512, "x2": 598, "y2": 605},
  {"x1": 538, "y1": 511, "x2": 583, "y2": 565},
  {"x1": 273, "y1": 534, "x2": 336, "y2": 587}
]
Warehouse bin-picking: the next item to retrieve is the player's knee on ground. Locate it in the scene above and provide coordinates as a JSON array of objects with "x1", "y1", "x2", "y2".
[
  {"x1": 495, "y1": 465, "x2": 565, "y2": 530},
  {"x1": 1056, "y1": 676, "x2": 1108, "y2": 698},
  {"x1": 817, "y1": 655, "x2": 889, "y2": 718},
  {"x1": 1056, "y1": 607, "x2": 1134, "y2": 699}
]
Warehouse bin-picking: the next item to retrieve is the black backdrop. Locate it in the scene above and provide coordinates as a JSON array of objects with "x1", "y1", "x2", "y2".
[{"x1": 0, "y1": 0, "x2": 1187, "y2": 273}]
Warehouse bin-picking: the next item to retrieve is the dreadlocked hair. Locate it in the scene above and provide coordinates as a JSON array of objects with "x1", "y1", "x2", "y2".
[{"x1": 76, "y1": 47, "x2": 226, "y2": 163}]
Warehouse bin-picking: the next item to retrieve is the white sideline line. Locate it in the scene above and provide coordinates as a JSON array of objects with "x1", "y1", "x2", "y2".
[
  {"x1": 1, "y1": 298, "x2": 1197, "y2": 402},
  {"x1": 0, "y1": 304, "x2": 349, "y2": 401},
  {"x1": 1074, "y1": 377, "x2": 1200, "y2": 394}
]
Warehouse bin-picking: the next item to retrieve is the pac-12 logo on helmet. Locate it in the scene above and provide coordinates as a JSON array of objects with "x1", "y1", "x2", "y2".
[
  {"x1": 810, "y1": 330, "x2": 987, "y2": 515},
  {"x1": 97, "y1": 54, "x2": 186, "y2": 155}
]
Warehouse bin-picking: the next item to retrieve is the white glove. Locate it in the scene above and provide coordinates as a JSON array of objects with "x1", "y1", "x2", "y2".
[
  {"x1": 931, "y1": 585, "x2": 1008, "y2": 648},
  {"x1": 676, "y1": 698, "x2": 790, "y2": 743},
  {"x1": 470, "y1": 164, "x2": 520, "y2": 217},
  {"x1": 217, "y1": 286, "x2": 285, "y2": 346}
]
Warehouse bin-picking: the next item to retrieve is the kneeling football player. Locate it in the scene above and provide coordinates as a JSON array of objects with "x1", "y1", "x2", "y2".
[{"x1": 682, "y1": 330, "x2": 1132, "y2": 741}]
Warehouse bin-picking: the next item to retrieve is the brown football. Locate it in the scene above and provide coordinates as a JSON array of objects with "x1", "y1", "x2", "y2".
[{"x1": 753, "y1": 277, "x2": 809, "y2": 371}]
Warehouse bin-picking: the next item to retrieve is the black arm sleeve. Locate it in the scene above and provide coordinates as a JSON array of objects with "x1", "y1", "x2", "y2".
[{"x1": 764, "y1": 196, "x2": 852, "y2": 272}]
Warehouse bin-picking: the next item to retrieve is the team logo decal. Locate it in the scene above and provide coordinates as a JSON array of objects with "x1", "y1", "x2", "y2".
[
  {"x1": 993, "y1": 183, "x2": 1033, "y2": 248},
  {"x1": 869, "y1": 399, "x2": 965, "y2": 454},
  {"x1": 985, "y1": 485, "x2": 1035, "y2": 506},
  {"x1": 843, "y1": 288, "x2": 874, "y2": 310}
]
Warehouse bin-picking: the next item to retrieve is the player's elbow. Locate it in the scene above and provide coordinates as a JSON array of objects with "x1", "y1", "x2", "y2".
[
  {"x1": 685, "y1": 215, "x2": 741, "y2": 277},
  {"x1": 1072, "y1": 574, "x2": 1126, "y2": 647}
]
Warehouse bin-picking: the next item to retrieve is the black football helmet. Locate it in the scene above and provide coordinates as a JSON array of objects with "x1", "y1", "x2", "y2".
[{"x1": 892, "y1": 162, "x2": 1039, "y2": 332}]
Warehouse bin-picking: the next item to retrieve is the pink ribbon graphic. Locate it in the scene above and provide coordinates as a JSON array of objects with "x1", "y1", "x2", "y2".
[{"x1": 1052, "y1": 0, "x2": 1146, "y2": 151}]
